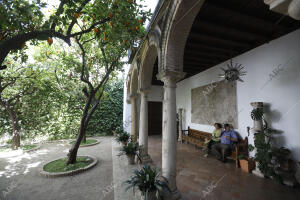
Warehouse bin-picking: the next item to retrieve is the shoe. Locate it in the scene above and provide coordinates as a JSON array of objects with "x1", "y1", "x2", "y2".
[{"x1": 204, "y1": 154, "x2": 208, "y2": 158}]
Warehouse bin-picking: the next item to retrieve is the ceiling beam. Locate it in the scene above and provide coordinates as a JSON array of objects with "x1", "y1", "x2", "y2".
[
  {"x1": 204, "y1": 2, "x2": 287, "y2": 31},
  {"x1": 185, "y1": 42, "x2": 239, "y2": 55},
  {"x1": 188, "y1": 32, "x2": 251, "y2": 49},
  {"x1": 192, "y1": 20, "x2": 269, "y2": 42}
]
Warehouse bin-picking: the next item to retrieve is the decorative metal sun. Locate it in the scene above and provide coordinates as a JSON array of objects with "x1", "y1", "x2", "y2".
[{"x1": 219, "y1": 59, "x2": 247, "y2": 82}]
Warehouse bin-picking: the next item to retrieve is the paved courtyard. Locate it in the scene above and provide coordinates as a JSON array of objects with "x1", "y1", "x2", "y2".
[
  {"x1": 1, "y1": 136, "x2": 299, "y2": 200},
  {"x1": 0, "y1": 137, "x2": 140, "y2": 200},
  {"x1": 148, "y1": 135, "x2": 300, "y2": 200}
]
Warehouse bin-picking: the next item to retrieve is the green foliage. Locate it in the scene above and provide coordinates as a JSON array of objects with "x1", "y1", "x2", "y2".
[
  {"x1": 120, "y1": 142, "x2": 138, "y2": 155},
  {"x1": 43, "y1": 156, "x2": 93, "y2": 173},
  {"x1": 21, "y1": 144, "x2": 37, "y2": 150},
  {"x1": 250, "y1": 108, "x2": 264, "y2": 121},
  {"x1": 0, "y1": 0, "x2": 152, "y2": 66},
  {"x1": 115, "y1": 131, "x2": 130, "y2": 144},
  {"x1": 249, "y1": 109, "x2": 283, "y2": 179},
  {"x1": 125, "y1": 165, "x2": 170, "y2": 198},
  {"x1": 86, "y1": 79, "x2": 124, "y2": 136}
]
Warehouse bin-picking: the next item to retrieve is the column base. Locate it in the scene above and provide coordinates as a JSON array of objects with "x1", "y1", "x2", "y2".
[
  {"x1": 164, "y1": 189, "x2": 181, "y2": 200},
  {"x1": 139, "y1": 154, "x2": 152, "y2": 163}
]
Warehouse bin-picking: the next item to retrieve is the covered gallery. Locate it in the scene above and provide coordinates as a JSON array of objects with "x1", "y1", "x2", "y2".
[{"x1": 123, "y1": 0, "x2": 300, "y2": 199}]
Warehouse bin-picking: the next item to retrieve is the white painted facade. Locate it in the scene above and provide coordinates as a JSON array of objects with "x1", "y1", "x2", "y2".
[{"x1": 176, "y1": 29, "x2": 300, "y2": 161}]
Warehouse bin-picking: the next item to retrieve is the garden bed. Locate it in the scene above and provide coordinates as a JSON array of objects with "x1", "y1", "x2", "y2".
[
  {"x1": 40, "y1": 155, "x2": 98, "y2": 177},
  {"x1": 69, "y1": 138, "x2": 100, "y2": 147},
  {"x1": 0, "y1": 144, "x2": 40, "y2": 153}
]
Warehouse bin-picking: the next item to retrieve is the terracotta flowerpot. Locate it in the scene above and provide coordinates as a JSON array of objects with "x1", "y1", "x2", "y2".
[
  {"x1": 240, "y1": 159, "x2": 255, "y2": 173},
  {"x1": 127, "y1": 154, "x2": 135, "y2": 165},
  {"x1": 122, "y1": 141, "x2": 127, "y2": 146}
]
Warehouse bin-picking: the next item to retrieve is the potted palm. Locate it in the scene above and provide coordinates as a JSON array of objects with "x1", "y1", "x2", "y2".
[
  {"x1": 125, "y1": 165, "x2": 171, "y2": 200},
  {"x1": 120, "y1": 142, "x2": 138, "y2": 165},
  {"x1": 116, "y1": 131, "x2": 130, "y2": 146}
]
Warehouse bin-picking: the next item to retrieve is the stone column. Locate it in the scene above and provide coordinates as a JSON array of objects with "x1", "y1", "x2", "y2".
[
  {"x1": 178, "y1": 108, "x2": 183, "y2": 142},
  {"x1": 157, "y1": 70, "x2": 185, "y2": 200},
  {"x1": 138, "y1": 89, "x2": 152, "y2": 163},
  {"x1": 250, "y1": 102, "x2": 264, "y2": 178},
  {"x1": 130, "y1": 94, "x2": 138, "y2": 142}
]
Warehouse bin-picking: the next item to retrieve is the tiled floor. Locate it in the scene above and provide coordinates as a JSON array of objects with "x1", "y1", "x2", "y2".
[{"x1": 148, "y1": 135, "x2": 300, "y2": 200}]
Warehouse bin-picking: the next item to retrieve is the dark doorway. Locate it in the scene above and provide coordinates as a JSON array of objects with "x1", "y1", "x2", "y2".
[{"x1": 148, "y1": 101, "x2": 162, "y2": 135}]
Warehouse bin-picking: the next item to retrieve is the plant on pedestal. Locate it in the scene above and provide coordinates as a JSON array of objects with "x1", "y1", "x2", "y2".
[
  {"x1": 249, "y1": 107, "x2": 280, "y2": 179},
  {"x1": 125, "y1": 165, "x2": 171, "y2": 200},
  {"x1": 120, "y1": 142, "x2": 138, "y2": 165},
  {"x1": 248, "y1": 108, "x2": 297, "y2": 185}
]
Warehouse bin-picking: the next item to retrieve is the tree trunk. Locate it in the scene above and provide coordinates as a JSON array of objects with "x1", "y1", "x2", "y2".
[
  {"x1": 67, "y1": 95, "x2": 93, "y2": 164},
  {"x1": 6, "y1": 106, "x2": 21, "y2": 149},
  {"x1": 82, "y1": 135, "x2": 87, "y2": 143}
]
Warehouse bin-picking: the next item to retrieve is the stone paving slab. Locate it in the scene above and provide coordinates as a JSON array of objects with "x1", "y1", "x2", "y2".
[{"x1": 112, "y1": 140, "x2": 142, "y2": 200}]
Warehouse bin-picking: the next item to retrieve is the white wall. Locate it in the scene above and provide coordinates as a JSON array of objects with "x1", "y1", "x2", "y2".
[
  {"x1": 148, "y1": 85, "x2": 164, "y2": 102},
  {"x1": 123, "y1": 64, "x2": 131, "y2": 133},
  {"x1": 176, "y1": 29, "x2": 300, "y2": 161},
  {"x1": 123, "y1": 76, "x2": 163, "y2": 133}
]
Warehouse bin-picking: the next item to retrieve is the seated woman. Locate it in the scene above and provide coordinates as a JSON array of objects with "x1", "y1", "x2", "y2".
[{"x1": 204, "y1": 123, "x2": 222, "y2": 157}]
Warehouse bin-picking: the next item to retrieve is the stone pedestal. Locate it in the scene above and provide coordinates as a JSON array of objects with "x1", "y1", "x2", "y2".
[
  {"x1": 178, "y1": 108, "x2": 183, "y2": 142},
  {"x1": 130, "y1": 94, "x2": 139, "y2": 142},
  {"x1": 138, "y1": 90, "x2": 152, "y2": 163},
  {"x1": 157, "y1": 70, "x2": 185, "y2": 200},
  {"x1": 250, "y1": 102, "x2": 265, "y2": 178}
]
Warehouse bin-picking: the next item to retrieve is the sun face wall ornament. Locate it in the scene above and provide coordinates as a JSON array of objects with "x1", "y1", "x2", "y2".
[{"x1": 219, "y1": 59, "x2": 247, "y2": 82}]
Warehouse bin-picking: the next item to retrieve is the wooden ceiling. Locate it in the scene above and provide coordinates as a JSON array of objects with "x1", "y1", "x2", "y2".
[{"x1": 151, "y1": 0, "x2": 300, "y2": 86}]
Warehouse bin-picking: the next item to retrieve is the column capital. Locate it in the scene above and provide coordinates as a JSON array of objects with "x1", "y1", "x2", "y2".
[
  {"x1": 129, "y1": 93, "x2": 139, "y2": 100},
  {"x1": 250, "y1": 102, "x2": 264, "y2": 109},
  {"x1": 156, "y1": 70, "x2": 185, "y2": 88},
  {"x1": 139, "y1": 88, "x2": 151, "y2": 95},
  {"x1": 264, "y1": 0, "x2": 300, "y2": 20}
]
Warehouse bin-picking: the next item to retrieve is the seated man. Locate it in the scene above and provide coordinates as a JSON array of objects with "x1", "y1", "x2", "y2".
[{"x1": 212, "y1": 124, "x2": 237, "y2": 162}]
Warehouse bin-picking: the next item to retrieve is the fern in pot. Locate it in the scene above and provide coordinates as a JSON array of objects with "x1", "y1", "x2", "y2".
[
  {"x1": 120, "y1": 142, "x2": 138, "y2": 165},
  {"x1": 125, "y1": 165, "x2": 171, "y2": 200},
  {"x1": 116, "y1": 131, "x2": 130, "y2": 146}
]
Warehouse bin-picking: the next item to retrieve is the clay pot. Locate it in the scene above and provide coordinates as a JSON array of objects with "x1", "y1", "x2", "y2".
[
  {"x1": 240, "y1": 159, "x2": 255, "y2": 173},
  {"x1": 141, "y1": 191, "x2": 157, "y2": 200},
  {"x1": 127, "y1": 154, "x2": 135, "y2": 165},
  {"x1": 122, "y1": 141, "x2": 127, "y2": 146}
]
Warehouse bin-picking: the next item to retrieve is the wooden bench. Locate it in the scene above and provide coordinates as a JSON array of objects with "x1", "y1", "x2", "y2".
[
  {"x1": 181, "y1": 127, "x2": 211, "y2": 148},
  {"x1": 181, "y1": 127, "x2": 248, "y2": 167}
]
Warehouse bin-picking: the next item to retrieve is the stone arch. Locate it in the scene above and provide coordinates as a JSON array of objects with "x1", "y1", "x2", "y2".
[
  {"x1": 138, "y1": 27, "x2": 161, "y2": 90},
  {"x1": 130, "y1": 63, "x2": 139, "y2": 96},
  {"x1": 161, "y1": 0, "x2": 206, "y2": 72}
]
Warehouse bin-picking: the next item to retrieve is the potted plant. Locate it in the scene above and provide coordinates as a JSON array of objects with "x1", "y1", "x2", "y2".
[
  {"x1": 238, "y1": 155, "x2": 255, "y2": 173},
  {"x1": 120, "y1": 142, "x2": 138, "y2": 165},
  {"x1": 116, "y1": 131, "x2": 130, "y2": 146},
  {"x1": 125, "y1": 165, "x2": 171, "y2": 200}
]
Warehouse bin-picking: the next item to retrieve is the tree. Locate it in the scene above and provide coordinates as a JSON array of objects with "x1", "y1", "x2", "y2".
[
  {"x1": 0, "y1": 60, "x2": 38, "y2": 149},
  {"x1": 0, "y1": 0, "x2": 150, "y2": 69}
]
